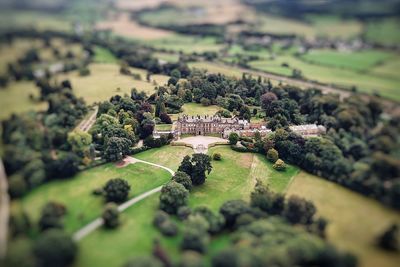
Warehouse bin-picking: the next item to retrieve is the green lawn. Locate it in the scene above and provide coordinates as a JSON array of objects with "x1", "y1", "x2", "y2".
[
  {"x1": 154, "y1": 52, "x2": 180, "y2": 63},
  {"x1": 169, "y1": 103, "x2": 223, "y2": 121},
  {"x1": 287, "y1": 171, "x2": 400, "y2": 267},
  {"x1": 19, "y1": 162, "x2": 171, "y2": 234},
  {"x1": 75, "y1": 146, "x2": 298, "y2": 267},
  {"x1": 94, "y1": 46, "x2": 118, "y2": 63},
  {"x1": 155, "y1": 124, "x2": 173, "y2": 131}
]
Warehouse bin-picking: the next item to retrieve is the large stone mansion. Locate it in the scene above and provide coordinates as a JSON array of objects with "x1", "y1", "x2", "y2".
[{"x1": 157, "y1": 115, "x2": 326, "y2": 139}]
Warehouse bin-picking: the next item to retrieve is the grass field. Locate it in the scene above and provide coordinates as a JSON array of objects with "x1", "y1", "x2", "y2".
[
  {"x1": 0, "y1": 10, "x2": 71, "y2": 32},
  {"x1": 300, "y1": 49, "x2": 393, "y2": 72},
  {"x1": 55, "y1": 63, "x2": 162, "y2": 104},
  {"x1": 287, "y1": 172, "x2": 400, "y2": 267},
  {"x1": 155, "y1": 124, "x2": 173, "y2": 131},
  {"x1": 144, "y1": 35, "x2": 224, "y2": 54},
  {"x1": 154, "y1": 52, "x2": 180, "y2": 63},
  {"x1": 189, "y1": 62, "x2": 246, "y2": 78},
  {"x1": 75, "y1": 145, "x2": 298, "y2": 267},
  {"x1": 19, "y1": 162, "x2": 171, "y2": 234},
  {"x1": 365, "y1": 18, "x2": 400, "y2": 47},
  {"x1": 0, "y1": 81, "x2": 47, "y2": 120},
  {"x1": 94, "y1": 46, "x2": 118, "y2": 64},
  {"x1": 169, "y1": 103, "x2": 223, "y2": 121}
]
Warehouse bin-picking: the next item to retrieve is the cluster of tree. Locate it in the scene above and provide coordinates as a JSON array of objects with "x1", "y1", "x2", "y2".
[
  {"x1": 90, "y1": 90, "x2": 160, "y2": 162},
  {"x1": 5, "y1": 200, "x2": 77, "y2": 267},
  {"x1": 4, "y1": 79, "x2": 87, "y2": 199},
  {"x1": 178, "y1": 154, "x2": 213, "y2": 186},
  {"x1": 136, "y1": 181, "x2": 355, "y2": 267}
]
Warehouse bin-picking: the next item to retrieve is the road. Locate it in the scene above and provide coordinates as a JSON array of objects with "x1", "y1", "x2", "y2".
[
  {"x1": 72, "y1": 157, "x2": 175, "y2": 241},
  {"x1": 0, "y1": 159, "x2": 9, "y2": 259},
  {"x1": 76, "y1": 106, "x2": 98, "y2": 132}
]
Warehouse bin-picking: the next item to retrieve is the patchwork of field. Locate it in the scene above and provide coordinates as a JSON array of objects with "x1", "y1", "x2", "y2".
[
  {"x1": 248, "y1": 52, "x2": 400, "y2": 101},
  {"x1": 364, "y1": 18, "x2": 400, "y2": 47},
  {"x1": 287, "y1": 172, "x2": 400, "y2": 267},
  {"x1": 55, "y1": 63, "x2": 168, "y2": 104},
  {"x1": 75, "y1": 145, "x2": 299, "y2": 267}
]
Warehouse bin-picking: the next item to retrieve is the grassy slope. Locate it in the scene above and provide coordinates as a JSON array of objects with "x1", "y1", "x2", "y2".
[
  {"x1": 286, "y1": 172, "x2": 400, "y2": 267},
  {"x1": 94, "y1": 46, "x2": 118, "y2": 64},
  {"x1": 20, "y1": 163, "x2": 171, "y2": 234},
  {"x1": 76, "y1": 146, "x2": 298, "y2": 267}
]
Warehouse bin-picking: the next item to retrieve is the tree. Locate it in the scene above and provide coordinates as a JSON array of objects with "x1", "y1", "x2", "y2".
[
  {"x1": 4, "y1": 237, "x2": 36, "y2": 267},
  {"x1": 103, "y1": 178, "x2": 131, "y2": 203},
  {"x1": 155, "y1": 99, "x2": 166, "y2": 117},
  {"x1": 228, "y1": 132, "x2": 239, "y2": 145},
  {"x1": 159, "y1": 181, "x2": 189, "y2": 214},
  {"x1": 159, "y1": 112, "x2": 172, "y2": 124},
  {"x1": 219, "y1": 200, "x2": 250, "y2": 228},
  {"x1": 172, "y1": 171, "x2": 193, "y2": 191},
  {"x1": 8, "y1": 175, "x2": 28, "y2": 198},
  {"x1": 378, "y1": 224, "x2": 399, "y2": 251},
  {"x1": 33, "y1": 229, "x2": 77, "y2": 267},
  {"x1": 261, "y1": 92, "x2": 278, "y2": 111},
  {"x1": 103, "y1": 137, "x2": 132, "y2": 162},
  {"x1": 178, "y1": 156, "x2": 193, "y2": 176},
  {"x1": 67, "y1": 130, "x2": 92, "y2": 157},
  {"x1": 181, "y1": 215, "x2": 210, "y2": 253},
  {"x1": 284, "y1": 195, "x2": 316, "y2": 225},
  {"x1": 273, "y1": 159, "x2": 286, "y2": 171},
  {"x1": 266, "y1": 148, "x2": 279, "y2": 163},
  {"x1": 191, "y1": 154, "x2": 212, "y2": 185},
  {"x1": 250, "y1": 181, "x2": 284, "y2": 215},
  {"x1": 102, "y1": 203, "x2": 120, "y2": 229},
  {"x1": 38, "y1": 202, "x2": 67, "y2": 231}
]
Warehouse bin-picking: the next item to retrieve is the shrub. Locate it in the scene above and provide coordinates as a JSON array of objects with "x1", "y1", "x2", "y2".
[
  {"x1": 377, "y1": 224, "x2": 399, "y2": 251},
  {"x1": 102, "y1": 203, "x2": 120, "y2": 229},
  {"x1": 177, "y1": 206, "x2": 192, "y2": 221},
  {"x1": 159, "y1": 112, "x2": 172, "y2": 124},
  {"x1": 213, "y1": 153, "x2": 222, "y2": 161},
  {"x1": 153, "y1": 210, "x2": 169, "y2": 228},
  {"x1": 219, "y1": 200, "x2": 250, "y2": 228},
  {"x1": 38, "y1": 202, "x2": 67, "y2": 231},
  {"x1": 103, "y1": 178, "x2": 131, "y2": 203},
  {"x1": 284, "y1": 195, "x2": 316, "y2": 225},
  {"x1": 158, "y1": 220, "x2": 178, "y2": 237},
  {"x1": 200, "y1": 98, "x2": 211, "y2": 106},
  {"x1": 33, "y1": 229, "x2": 77, "y2": 267},
  {"x1": 273, "y1": 159, "x2": 286, "y2": 171},
  {"x1": 8, "y1": 175, "x2": 28, "y2": 198},
  {"x1": 159, "y1": 181, "x2": 189, "y2": 214},
  {"x1": 266, "y1": 148, "x2": 279, "y2": 163},
  {"x1": 228, "y1": 132, "x2": 239, "y2": 145},
  {"x1": 78, "y1": 66, "x2": 90, "y2": 76},
  {"x1": 172, "y1": 171, "x2": 193, "y2": 191}
]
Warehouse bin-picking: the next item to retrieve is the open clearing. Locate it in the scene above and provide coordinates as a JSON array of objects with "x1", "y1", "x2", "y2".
[
  {"x1": 55, "y1": 63, "x2": 166, "y2": 104},
  {"x1": 287, "y1": 172, "x2": 400, "y2": 267},
  {"x1": 75, "y1": 145, "x2": 298, "y2": 267}
]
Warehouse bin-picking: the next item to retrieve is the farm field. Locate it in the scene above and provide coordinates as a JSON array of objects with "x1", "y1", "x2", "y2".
[
  {"x1": 55, "y1": 63, "x2": 165, "y2": 104},
  {"x1": 76, "y1": 145, "x2": 299, "y2": 267},
  {"x1": 286, "y1": 172, "x2": 400, "y2": 267},
  {"x1": 364, "y1": 18, "x2": 400, "y2": 47},
  {"x1": 0, "y1": 81, "x2": 47, "y2": 120},
  {"x1": 143, "y1": 35, "x2": 224, "y2": 54},
  {"x1": 93, "y1": 46, "x2": 118, "y2": 64},
  {"x1": 17, "y1": 162, "x2": 171, "y2": 234}
]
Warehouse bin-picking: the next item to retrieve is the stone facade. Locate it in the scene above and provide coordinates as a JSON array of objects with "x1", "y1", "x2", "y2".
[{"x1": 176, "y1": 115, "x2": 249, "y2": 136}]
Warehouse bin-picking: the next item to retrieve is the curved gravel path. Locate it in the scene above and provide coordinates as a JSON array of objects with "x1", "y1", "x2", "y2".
[{"x1": 72, "y1": 157, "x2": 175, "y2": 241}]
